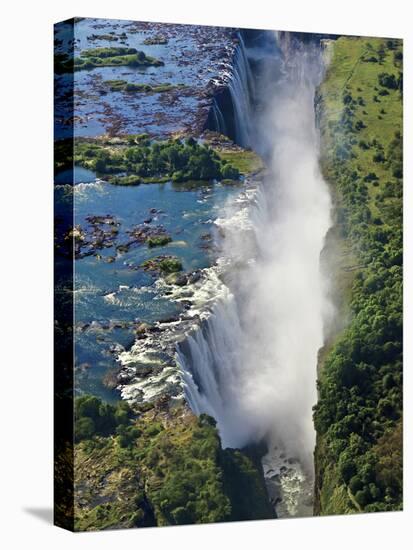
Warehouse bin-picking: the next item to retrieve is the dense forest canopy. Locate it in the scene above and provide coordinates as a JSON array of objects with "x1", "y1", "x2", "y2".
[{"x1": 74, "y1": 395, "x2": 274, "y2": 530}]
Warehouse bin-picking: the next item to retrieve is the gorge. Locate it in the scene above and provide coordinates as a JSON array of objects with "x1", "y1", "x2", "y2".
[{"x1": 178, "y1": 30, "x2": 333, "y2": 517}]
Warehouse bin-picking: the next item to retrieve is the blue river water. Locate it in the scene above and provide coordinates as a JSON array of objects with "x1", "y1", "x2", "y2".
[
  {"x1": 55, "y1": 170, "x2": 240, "y2": 401},
  {"x1": 54, "y1": 17, "x2": 239, "y2": 401}
]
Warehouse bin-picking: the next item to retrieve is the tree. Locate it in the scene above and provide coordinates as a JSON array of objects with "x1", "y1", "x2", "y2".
[
  {"x1": 74, "y1": 395, "x2": 132, "y2": 441},
  {"x1": 378, "y1": 73, "x2": 398, "y2": 90},
  {"x1": 338, "y1": 452, "x2": 357, "y2": 483},
  {"x1": 221, "y1": 164, "x2": 240, "y2": 179},
  {"x1": 75, "y1": 416, "x2": 95, "y2": 442},
  {"x1": 94, "y1": 152, "x2": 109, "y2": 173}
]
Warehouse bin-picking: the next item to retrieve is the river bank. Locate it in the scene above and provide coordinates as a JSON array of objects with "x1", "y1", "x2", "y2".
[{"x1": 314, "y1": 36, "x2": 402, "y2": 514}]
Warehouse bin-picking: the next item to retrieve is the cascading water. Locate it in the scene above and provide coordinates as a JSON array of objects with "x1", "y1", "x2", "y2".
[
  {"x1": 209, "y1": 33, "x2": 255, "y2": 146},
  {"x1": 177, "y1": 31, "x2": 333, "y2": 517},
  {"x1": 229, "y1": 33, "x2": 255, "y2": 147},
  {"x1": 210, "y1": 97, "x2": 228, "y2": 137}
]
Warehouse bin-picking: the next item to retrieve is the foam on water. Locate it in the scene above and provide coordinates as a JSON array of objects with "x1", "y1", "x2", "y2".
[{"x1": 116, "y1": 177, "x2": 259, "y2": 406}]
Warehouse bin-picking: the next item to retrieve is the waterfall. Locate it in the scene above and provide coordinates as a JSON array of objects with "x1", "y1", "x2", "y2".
[
  {"x1": 178, "y1": 31, "x2": 333, "y2": 514},
  {"x1": 177, "y1": 291, "x2": 246, "y2": 446},
  {"x1": 210, "y1": 97, "x2": 228, "y2": 137},
  {"x1": 208, "y1": 32, "x2": 254, "y2": 147},
  {"x1": 228, "y1": 33, "x2": 255, "y2": 147}
]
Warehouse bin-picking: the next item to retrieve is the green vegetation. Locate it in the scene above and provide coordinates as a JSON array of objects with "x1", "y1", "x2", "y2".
[
  {"x1": 81, "y1": 46, "x2": 138, "y2": 58},
  {"x1": 73, "y1": 47, "x2": 163, "y2": 72},
  {"x1": 56, "y1": 135, "x2": 261, "y2": 186},
  {"x1": 109, "y1": 175, "x2": 144, "y2": 186},
  {"x1": 314, "y1": 37, "x2": 402, "y2": 514},
  {"x1": 159, "y1": 257, "x2": 182, "y2": 272},
  {"x1": 104, "y1": 79, "x2": 130, "y2": 91},
  {"x1": 147, "y1": 235, "x2": 172, "y2": 248},
  {"x1": 75, "y1": 394, "x2": 132, "y2": 442},
  {"x1": 143, "y1": 35, "x2": 168, "y2": 45},
  {"x1": 74, "y1": 396, "x2": 274, "y2": 530},
  {"x1": 104, "y1": 79, "x2": 183, "y2": 93},
  {"x1": 141, "y1": 255, "x2": 182, "y2": 274},
  {"x1": 215, "y1": 148, "x2": 265, "y2": 175},
  {"x1": 73, "y1": 136, "x2": 241, "y2": 184},
  {"x1": 55, "y1": 47, "x2": 163, "y2": 74},
  {"x1": 88, "y1": 32, "x2": 127, "y2": 42}
]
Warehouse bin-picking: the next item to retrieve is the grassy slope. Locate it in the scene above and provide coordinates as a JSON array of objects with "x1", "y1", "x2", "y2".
[
  {"x1": 74, "y1": 405, "x2": 274, "y2": 531},
  {"x1": 215, "y1": 148, "x2": 265, "y2": 175},
  {"x1": 314, "y1": 36, "x2": 403, "y2": 515},
  {"x1": 319, "y1": 37, "x2": 402, "y2": 214}
]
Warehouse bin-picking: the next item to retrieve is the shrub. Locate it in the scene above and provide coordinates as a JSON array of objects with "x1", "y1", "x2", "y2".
[
  {"x1": 75, "y1": 395, "x2": 133, "y2": 441},
  {"x1": 221, "y1": 164, "x2": 240, "y2": 179},
  {"x1": 355, "y1": 488, "x2": 370, "y2": 507},
  {"x1": 373, "y1": 152, "x2": 385, "y2": 163},
  {"x1": 338, "y1": 453, "x2": 357, "y2": 483},
  {"x1": 355, "y1": 120, "x2": 366, "y2": 131},
  {"x1": 349, "y1": 475, "x2": 363, "y2": 494},
  {"x1": 76, "y1": 417, "x2": 95, "y2": 441},
  {"x1": 364, "y1": 172, "x2": 378, "y2": 182},
  {"x1": 378, "y1": 73, "x2": 398, "y2": 89},
  {"x1": 159, "y1": 258, "x2": 182, "y2": 273},
  {"x1": 147, "y1": 235, "x2": 172, "y2": 248}
]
